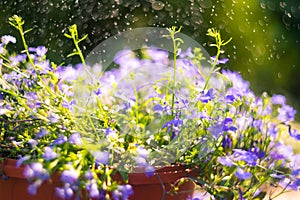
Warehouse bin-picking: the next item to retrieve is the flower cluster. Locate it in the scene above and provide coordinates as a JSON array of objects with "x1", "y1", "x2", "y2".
[{"x1": 1, "y1": 16, "x2": 300, "y2": 200}]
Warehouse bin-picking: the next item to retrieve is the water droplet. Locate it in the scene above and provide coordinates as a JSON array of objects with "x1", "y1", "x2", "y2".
[
  {"x1": 199, "y1": 0, "x2": 212, "y2": 9},
  {"x1": 152, "y1": 1, "x2": 164, "y2": 11}
]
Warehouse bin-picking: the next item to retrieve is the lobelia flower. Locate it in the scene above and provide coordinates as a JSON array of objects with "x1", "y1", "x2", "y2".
[
  {"x1": 277, "y1": 105, "x2": 297, "y2": 123},
  {"x1": 43, "y1": 147, "x2": 58, "y2": 160},
  {"x1": 208, "y1": 118, "x2": 237, "y2": 138},
  {"x1": 1, "y1": 35, "x2": 16, "y2": 44},
  {"x1": 55, "y1": 183, "x2": 77, "y2": 200},
  {"x1": 217, "y1": 156, "x2": 234, "y2": 167},
  {"x1": 113, "y1": 184, "x2": 134, "y2": 200},
  {"x1": 16, "y1": 155, "x2": 31, "y2": 167},
  {"x1": 61, "y1": 167, "x2": 79, "y2": 184},
  {"x1": 232, "y1": 149, "x2": 258, "y2": 166},
  {"x1": 93, "y1": 151, "x2": 109, "y2": 165},
  {"x1": 51, "y1": 135, "x2": 67, "y2": 146},
  {"x1": 36, "y1": 128, "x2": 49, "y2": 139},
  {"x1": 25, "y1": 92, "x2": 41, "y2": 109},
  {"x1": 198, "y1": 88, "x2": 215, "y2": 103},
  {"x1": 24, "y1": 162, "x2": 49, "y2": 182},
  {"x1": 211, "y1": 56, "x2": 229, "y2": 64},
  {"x1": 69, "y1": 132, "x2": 82, "y2": 146},
  {"x1": 234, "y1": 168, "x2": 252, "y2": 180},
  {"x1": 27, "y1": 179, "x2": 43, "y2": 195},
  {"x1": 271, "y1": 94, "x2": 286, "y2": 105}
]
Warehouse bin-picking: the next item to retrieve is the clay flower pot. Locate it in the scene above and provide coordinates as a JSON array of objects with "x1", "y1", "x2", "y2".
[{"x1": 0, "y1": 159, "x2": 196, "y2": 200}]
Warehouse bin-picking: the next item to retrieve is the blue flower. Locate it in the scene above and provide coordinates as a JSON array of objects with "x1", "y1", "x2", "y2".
[
  {"x1": 36, "y1": 128, "x2": 49, "y2": 139},
  {"x1": 222, "y1": 69, "x2": 250, "y2": 90},
  {"x1": 51, "y1": 135, "x2": 67, "y2": 146},
  {"x1": 113, "y1": 185, "x2": 134, "y2": 200},
  {"x1": 27, "y1": 180, "x2": 42, "y2": 195},
  {"x1": 277, "y1": 105, "x2": 296, "y2": 122},
  {"x1": 271, "y1": 94, "x2": 286, "y2": 105},
  {"x1": 16, "y1": 155, "x2": 31, "y2": 167},
  {"x1": 61, "y1": 168, "x2": 79, "y2": 184},
  {"x1": 93, "y1": 151, "x2": 109, "y2": 165},
  {"x1": 145, "y1": 165, "x2": 155, "y2": 177},
  {"x1": 136, "y1": 146, "x2": 149, "y2": 159},
  {"x1": 208, "y1": 118, "x2": 237, "y2": 138},
  {"x1": 55, "y1": 184, "x2": 75, "y2": 200},
  {"x1": 1, "y1": 35, "x2": 16, "y2": 44},
  {"x1": 211, "y1": 56, "x2": 229, "y2": 64},
  {"x1": 217, "y1": 156, "x2": 234, "y2": 167},
  {"x1": 234, "y1": 168, "x2": 252, "y2": 180},
  {"x1": 25, "y1": 92, "x2": 41, "y2": 109},
  {"x1": 198, "y1": 88, "x2": 215, "y2": 103},
  {"x1": 69, "y1": 132, "x2": 82, "y2": 146},
  {"x1": 144, "y1": 47, "x2": 169, "y2": 64},
  {"x1": 289, "y1": 128, "x2": 300, "y2": 140},
  {"x1": 24, "y1": 162, "x2": 49, "y2": 181},
  {"x1": 232, "y1": 149, "x2": 258, "y2": 166},
  {"x1": 62, "y1": 100, "x2": 76, "y2": 111},
  {"x1": 36, "y1": 46, "x2": 48, "y2": 57},
  {"x1": 43, "y1": 147, "x2": 58, "y2": 160}
]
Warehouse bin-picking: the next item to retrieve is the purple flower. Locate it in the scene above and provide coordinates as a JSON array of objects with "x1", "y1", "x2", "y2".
[
  {"x1": 36, "y1": 46, "x2": 48, "y2": 57},
  {"x1": 222, "y1": 133, "x2": 233, "y2": 149},
  {"x1": 94, "y1": 88, "x2": 102, "y2": 96},
  {"x1": 208, "y1": 118, "x2": 237, "y2": 138},
  {"x1": 232, "y1": 149, "x2": 258, "y2": 166},
  {"x1": 16, "y1": 155, "x2": 31, "y2": 167},
  {"x1": 289, "y1": 128, "x2": 300, "y2": 140},
  {"x1": 51, "y1": 135, "x2": 67, "y2": 146},
  {"x1": 270, "y1": 143, "x2": 294, "y2": 160},
  {"x1": 61, "y1": 168, "x2": 79, "y2": 184},
  {"x1": 222, "y1": 70, "x2": 250, "y2": 90},
  {"x1": 277, "y1": 105, "x2": 296, "y2": 122},
  {"x1": 25, "y1": 92, "x2": 41, "y2": 109},
  {"x1": 62, "y1": 100, "x2": 76, "y2": 111},
  {"x1": 36, "y1": 128, "x2": 49, "y2": 138},
  {"x1": 89, "y1": 181, "x2": 100, "y2": 198},
  {"x1": 69, "y1": 132, "x2": 82, "y2": 145},
  {"x1": 93, "y1": 151, "x2": 109, "y2": 165},
  {"x1": 105, "y1": 128, "x2": 117, "y2": 138},
  {"x1": 43, "y1": 147, "x2": 58, "y2": 160},
  {"x1": 136, "y1": 146, "x2": 149, "y2": 159},
  {"x1": 114, "y1": 185, "x2": 133, "y2": 200},
  {"x1": 271, "y1": 94, "x2": 286, "y2": 105},
  {"x1": 1, "y1": 35, "x2": 16, "y2": 44},
  {"x1": 198, "y1": 88, "x2": 215, "y2": 103},
  {"x1": 144, "y1": 47, "x2": 169, "y2": 63},
  {"x1": 27, "y1": 179, "x2": 42, "y2": 195},
  {"x1": 225, "y1": 94, "x2": 235, "y2": 103},
  {"x1": 24, "y1": 162, "x2": 49, "y2": 181},
  {"x1": 217, "y1": 156, "x2": 234, "y2": 167},
  {"x1": 162, "y1": 117, "x2": 183, "y2": 129},
  {"x1": 153, "y1": 104, "x2": 163, "y2": 111},
  {"x1": 48, "y1": 113, "x2": 60, "y2": 123},
  {"x1": 145, "y1": 165, "x2": 155, "y2": 177},
  {"x1": 235, "y1": 168, "x2": 252, "y2": 180},
  {"x1": 252, "y1": 119, "x2": 262, "y2": 131},
  {"x1": 55, "y1": 184, "x2": 75, "y2": 200},
  {"x1": 10, "y1": 54, "x2": 27, "y2": 66},
  {"x1": 211, "y1": 56, "x2": 229, "y2": 64}
]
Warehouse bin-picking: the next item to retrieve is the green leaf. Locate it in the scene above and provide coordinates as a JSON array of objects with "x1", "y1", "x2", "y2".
[{"x1": 49, "y1": 159, "x2": 59, "y2": 170}]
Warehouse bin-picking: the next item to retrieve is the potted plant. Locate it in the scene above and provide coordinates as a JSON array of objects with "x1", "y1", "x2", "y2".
[{"x1": 1, "y1": 15, "x2": 300, "y2": 200}]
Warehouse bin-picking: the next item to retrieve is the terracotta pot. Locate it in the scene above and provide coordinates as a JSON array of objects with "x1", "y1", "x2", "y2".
[{"x1": 0, "y1": 159, "x2": 196, "y2": 200}]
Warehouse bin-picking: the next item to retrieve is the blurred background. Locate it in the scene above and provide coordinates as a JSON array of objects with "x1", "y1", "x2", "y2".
[{"x1": 0, "y1": 0, "x2": 299, "y2": 119}]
